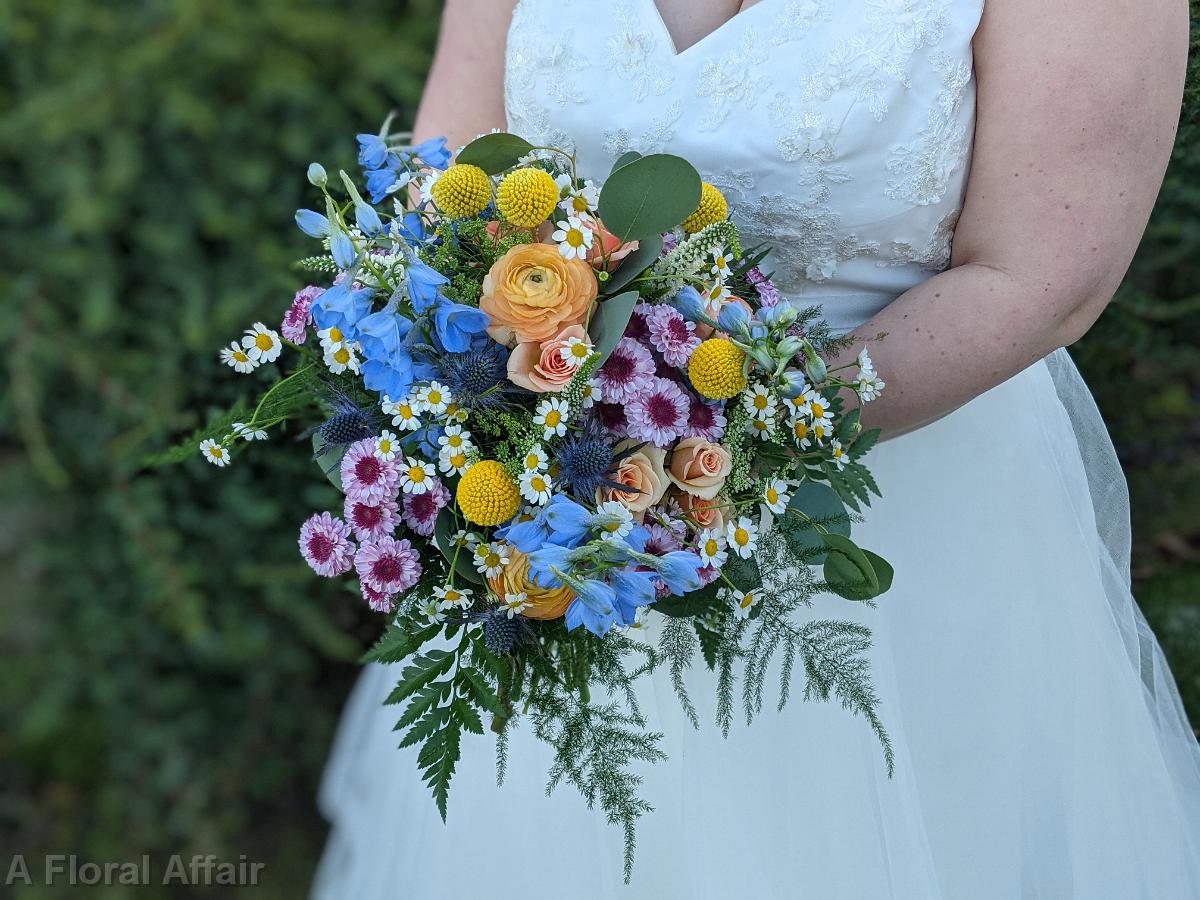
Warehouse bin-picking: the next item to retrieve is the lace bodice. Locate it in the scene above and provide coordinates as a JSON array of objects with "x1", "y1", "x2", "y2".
[{"x1": 504, "y1": 0, "x2": 984, "y2": 332}]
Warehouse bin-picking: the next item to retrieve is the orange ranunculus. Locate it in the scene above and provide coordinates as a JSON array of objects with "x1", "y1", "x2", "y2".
[
  {"x1": 480, "y1": 242, "x2": 598, "y2": 345},
  {"x1": 667, "y1": 437, "x2": 732, "y2": 500},
  {"x1": 487, "y1": 545, "x2": 574, "y2": 620},
  {"x1": 596, "y1": 442, "x2": 669, "y2": 519}
]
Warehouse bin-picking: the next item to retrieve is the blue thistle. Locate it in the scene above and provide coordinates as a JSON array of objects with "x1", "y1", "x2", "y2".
[
  {"x1": 432, "y1": 342, "x2": 523, "y2": 412},
  {"x1": 311, "y1": 379, "x2": 380, "y2": 454},
  {"x1": 481, "y1": 607, "x2": 529, "y2": 656},
  {"x1": 555, "y1": 427, "x2": 629, "y2": 499}
]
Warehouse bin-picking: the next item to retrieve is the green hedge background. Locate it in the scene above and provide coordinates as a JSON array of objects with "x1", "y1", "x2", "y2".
[{"x1": 0, "y1": 2, "x2": 1196, "y2": 896}]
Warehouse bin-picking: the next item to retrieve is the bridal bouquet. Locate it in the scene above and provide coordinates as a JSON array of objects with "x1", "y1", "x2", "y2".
[{"x1": 163, "y1": 121, "x2": 893, "y2": 879}]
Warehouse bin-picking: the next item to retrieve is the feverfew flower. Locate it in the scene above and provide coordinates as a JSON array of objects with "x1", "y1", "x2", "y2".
[
  {"x1": 697, "y1": 528, "x2": 728, "y2": 568},
  {"x1": 438, "y1": 424, "x2": 474, "y2": 457},
  {"x1": 829, "y1": 439, "x2": 849, "y2": 471},
  {"x1": 318, "y1": 325, "x2": 351, "y2": 353},
  {"x1": 200, "y1": 438, "x2": 231, "y2": 467},
  {"x1": 417, "y1": 381, "x2": 452, "y2": 415},
  {"x1": 438, "y1": 445, "x2": 471, "y2": 476},
  {"x1": 521, "y1": 443, "x2": 548, "y2": 473},
  {"x1": 728, "y1": 587, "x2": 761, "y2": 620},
  {"x1": 434, "y1": 585, "x2": 474, "y2": 610},
  {"x1": 399, "y1": 456, "x2": 437, "y2": 495},
  {"x1": 555, "y1": 174, "x2": 600, "y2": 216},
  {"x1": 594, "y1": 337, "x2": 655, "y2": 405},
  {"x1": 534, "y1": 397, "x2": 570, "y2": 439},
  {"x1": 341, "y1": 438, "x2": 400, "y2": 504},
  {"x1": 710, "y1": 247, "x2": 734, "y2": 279},
  {"x1": 323, "y1": 341, "x2": 361, "y2": 375},
  {"x1": 344, "y1": 495, "x2": 400, "y2": 542},
  {"x1": 742, "y1": 384, "x2": 779, "y2": 421},
  {"x1": 645, "y1": 304, "x2": 701, "y2": 367},
  {"x1": 474, "y1": 541, "x2": 511, "y2": 579},
  {"x1": 856, "y1": 369, "x2": 886, "y2": 403},
  {"x1": 355, "y1": 536, "x2": 421, "y2": 595},
  {"x1": 801, "y1": 389, "x2": 833, "y2": 432},
  {"x1": 382, "y1": 393, "x2": 422, "y2": 432},
  {"x1": 299, "y1": 512, "x2": 355, "y2": 577},
  {"x1": 242, "y1": 322, "x2": 283, "y2": 364},
  {"x1": 763, "y1": 479, "x2": 791, "y2": 515},
  {"x1": 593, "y1": 500, "x2": 634, "y2": 542},
  {"x1": 374, "y1": 429, "x2": 400, "y2": 461},
  {"x1": 450, "y1": 530, "x2": 482, "y2": 553},
  {"x1": 626, "y1": 376, "x2": 690, "y2": 447},
  {"x1": 501, "y1": 592, "x2": 531, "y2": 618},
  {"x1": 551, "y1": 215, "x2": 595, "y2": 260},
  {"x1": 401, "y1": 477, "x2": 450, "y2": 536},
  {"x1": 726, "y1": 516, "x2": 759, "y2": 559},
  {"x1": 558, "y1": 335, "x2": 595, "y2": 369},
  {"x1": 745, "y1": 414, "x2": 777, "y2": 441},
  {"x1": 220, "y1": 341, "x2": 258, "y2": 374},
  {"x1": 232, "y1": 422, "x2": 268, "y2": 441},
  {"x1": 579, "y1": 380, "x2": 603, "y2": 409},
  {"x1": 420, "y1": 598, "x2": 446, "y2": 623},
  {"x1": 519, "y1": 469, "x2": 554, "y2": 506}
]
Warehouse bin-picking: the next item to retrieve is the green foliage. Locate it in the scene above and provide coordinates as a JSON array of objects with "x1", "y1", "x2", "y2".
[
  {"x1": 596, "y1": 153, "x2": 703, "y2": 243},
  {"x1": 0, "y1": 0, "x2": 440, "y2": 894}
]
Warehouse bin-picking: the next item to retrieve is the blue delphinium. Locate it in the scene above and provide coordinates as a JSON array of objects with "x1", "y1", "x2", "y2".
[
  {"x1": 410, "y1": 136, "x2": 451, "y2": 171},
  {"x1": 356, "y1": 133, "x2": 390, "y2": 170},
  {"x1": 310, "y1": 282, "x2": 373, "y2": 337},
  {"x1": 564, "y1": 578, "x2": 619, "y2": 637},
  {"x1": 356, "y1": 309, "x2": 421, "y2": 400}
]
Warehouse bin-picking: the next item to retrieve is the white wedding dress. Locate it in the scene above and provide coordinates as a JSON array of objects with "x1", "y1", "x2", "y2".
[{"x1": 313, "y1": 1, "x2": 1200, "y2": 896}]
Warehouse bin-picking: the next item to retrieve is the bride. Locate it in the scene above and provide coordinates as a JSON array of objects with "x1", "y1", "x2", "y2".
[{"x1": 313, "y1": 0, "x2": 1199, "y2": 896}]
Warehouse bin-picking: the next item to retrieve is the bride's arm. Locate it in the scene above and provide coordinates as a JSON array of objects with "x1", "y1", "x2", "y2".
[
  {"x1": 410, "y1": 0, "x2": 518, "y2": 150},
  {"x1": 843, "y1": 0, "x2": 1189, "y2": 438}
]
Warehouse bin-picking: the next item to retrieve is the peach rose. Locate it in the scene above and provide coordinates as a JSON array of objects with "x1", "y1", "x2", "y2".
[
  {"x1": 596, "y1": 442, "x2": 669, "y2": 518},
  {"x1": 667, "y1": 437, "x2": 732, "y2": 500},
  {"x1": 507, "y1": 325, "x2": 590, "y2": 393},
  {"x1": 481, "y1": 242, "x2": 598, "y2": 344},
  {"x1": 676, "y1": 490, "x2": 730, "y2": 533},
  {"x1": 584, "y1": 219, "x2": 640, "y2": 272},
  {"x1": 695, "y1": 294, "x2": 754, "y2": 340},
  {"x1": 488, "y1": 546, "x2": 574, "y2": 620}
]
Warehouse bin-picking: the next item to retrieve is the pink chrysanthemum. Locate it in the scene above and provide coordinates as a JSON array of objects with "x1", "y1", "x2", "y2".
[
  {"x1": 697, "y1": 563, "x2": 723, "y2": 587},
  {"x1": 624, "y1": 303, "x2": 655, "y2": 343},
  {"x1": 626, "y1": 376, "x2": 690, "y2": 447},
  {"x1": 299, "y1": 512, "x2": 356, "y2": 577},
  {"x1": 645, "y1": 305, "x2": 701, "y2": 367},
  {"x1": 361, "y1": 581, "x2": 397, "y2": 614},
  {"x1": 645, "y1": 521, "x2": 685, "y2": 556},
  {"x1": 684, "y1": 396, "x2": 728, "y2": 441},
  {"x1": 341, "y1": 438, "x2": 400, "y2": 504},
  {"x1": 401, "y1": 477, "x2": 450, "y2": 537},
  {"x1": 592, "y1": 402, "x2": 630, "y2": 439},
  {"x1": 355, "y1": 536, "x2": 422, "y2": 595},
  {"x1": 344, "y1": 495, "x2": 400, "y2": 542},
  {"x1": 281, "y1": 285, "x2": 324, "y2": 343},
  {"x1": 595, "y1": 337, "x2": 655, "y2": 405}
]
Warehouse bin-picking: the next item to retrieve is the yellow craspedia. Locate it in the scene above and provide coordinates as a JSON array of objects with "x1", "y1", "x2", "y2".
[
  {"x1": 496, "y1": 167, "x2": 559, "y2": 228},
  {"x1": 681, "y1": 182, "x2": 728, "y2": 234},
  {"x1": 430, "y1": 164, "x2": 493, "y2": 218},
  {"x1": 456, "y1": 460, "x2": 522, "y2": 527},
  {"x1": 688, "y1": 338, "x2": 748, "y2": 400}
]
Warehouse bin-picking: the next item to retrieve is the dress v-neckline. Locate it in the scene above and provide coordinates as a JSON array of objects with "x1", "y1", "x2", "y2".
[{"x1": 644, "y1": 0, "x2": 771, "y2": 59}]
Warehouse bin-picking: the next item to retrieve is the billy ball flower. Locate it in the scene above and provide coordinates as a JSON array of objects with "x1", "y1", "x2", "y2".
[
  {"x1": 496, "y1": 167, "x2": 559, "y2": 228},
  {"x1": 299, "y1": 512, "x2": 356, "y2": 577},
  {"x1": 340, "y1": 438, "x2": 400, "y2": 504},
  {"x1": 457, "y1": 460, "x2": 522, "y2": 526},
  {"x1": 429, "y1": 163, "x2": 493, "y2": 218},
  {"x1": 681, "y1": 182, "x2": 728, "y2": 234},
  {"x1": 199, "y1": 438, "x2": 231, "y2": 467},
  {"x1": 355, "y1": 536, "x2": 422, "y2": 595},
  {"x1": 688, "y1": 338, "x2": 748, "y2": 400}
]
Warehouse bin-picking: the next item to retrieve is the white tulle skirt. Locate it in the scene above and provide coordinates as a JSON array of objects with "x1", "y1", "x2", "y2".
[{"x1": 311, "y1": 350, "x2": 1200, "y2": 898}]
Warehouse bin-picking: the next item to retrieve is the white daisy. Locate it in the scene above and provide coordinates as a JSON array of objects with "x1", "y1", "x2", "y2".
[
  {"x1": 434, "y1": 585, "x2": 474, "y2": 610},
  {"x1": 726, "y1": 516, "x2": 759, "y2": 559},
  {"x1": 745, "y1": 415, "x2": 777, "y2": 441},
  {"x1": 514, "y1": 504, "x2": 541, "y2": 523},
  {"x1": 551, "y1": 215, "x2": 595, "y2": 261},
  {"x1": 199, "y1": 438, "x2": 231, "y2": 467},
  {"x1": 438, "y1": 446, "x2": 471, "y2": 476},
  {"x1": 231, "y1": 422, "x2": 268, "y2": 442},
  {"x1": 385, "y1": 394, "x2": 422, "y2": 432},
  {"x1": 829, "y1": 439, "x2": 849, "y2": 471},
  {"x1": 710, "y1": 247, "x2": 734, "y2": 279},
  {"x1": 420, "y1": 598, "x2": 446, "y2": 624},
  {"x1": 856, "y1": 371, "x2": 886, "y2": 403},
  {"x1": 501, "y1": 592, "x2": 531, "y2": 618},
  {"x1": 323, "y1": 341, "x2": 361, "y2": 375},
  {"x1": 705, "y1": 281, "x2": 732, "y2": 304},
  {"x1": 856, "y1": 348, "x2": 876, "y2": 376},
  {"x1": 696, "y1": 528, "x2": 728, "y2": 568},
  {"x1": 519, "y1": 470, "x2": 554, "y2": 506},
  {"x1": 399, "y1": 456, "x2": 436, "y2": 495},
  {"x1": 241, "y1": 322, "x2": 283, "y2": 364},
  {"x1": 443, "y1": 402, "x2": 470, "y2": 424},
  {"x1": 801, "y1": 389, "x2": 834, "y2": 432},
  {"x1": 474, "y1": 542, "x2": 511, "y2": 579},
  {"x1": 555, "y1": 174, "x2": 600, "y2": 216},
  {"x1": 727, "y1": 588, "x2": 760, "y2": 620},
  {"x1": 593, "y1": 500, "x2": 634, "y2": 542},
  {"x1": 792, "y1": 419, "x2": 814, "y2": 449},
  {"x1": 438, "y1": 424, "x2": 474, "y2": 456},
  {"x1": 220, "y1": 341, "x2": 258, "y2": 374},
  {"x1": 558, "y1": 335, "x2": 595, "y2": 369},
  {"x1": 522, "y1": 444, "x2": 548, "y2": 473},
  {"x1": 318, "y1": 326, "x2": 350, "y2": 352},
  {"x1": 533, "y1": 398, "x2": 570, "y2": 439},
  {"x1": 579, "y1": 380, "x2": 603, "y2": 409},
  {"x1": 741, "y1": 384, "x2": 778, "y2": 421},
  {"x1": 763, "y1": 479, "x2": 791, "y2": 515},
  {"x1": 418, "y1": 171, "x2": 439, "y2": 205},
  {"x1": 374, "y1": 429, "x2": 400, "y2": 461},
  {"x1": 417, "y1": 381, "x2": 452, "y2": 415}
]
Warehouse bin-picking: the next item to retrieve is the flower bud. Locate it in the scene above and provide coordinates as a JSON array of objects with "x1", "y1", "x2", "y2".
[
  {"x1": 749, "y1": 343, "x2": 776, "y2": 371},
  {"x1": 307, "y1": 163, "x2": 328, "y2": 187},
  {"x1": 717, "y1": 300, "x2": 752, "y2": 337},
  {"x1": 804, "y1": 354, "x2": 828, "y2": 384},
  {"x1": 759, "y1": 302, "x2": 798, "y2": 329},
  {"x1": 672, "y1": 285, "x2": 712, "y2": 323},
  {"x1": 775, "y1": 335, "x2": 805, "y2": 361},
  {"x1": 778, "y1": 369, "x2": 809, "y2": 398}
]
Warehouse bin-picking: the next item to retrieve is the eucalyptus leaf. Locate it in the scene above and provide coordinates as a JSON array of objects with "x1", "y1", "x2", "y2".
[
  {"x1": 780, "y1": 480, "x2": 850, "y2": 564},
  {"x1": 602, "y1": 233, "x2": 664, "y2": 296},
  {"x1": 312, "y1": 433, "x2": 346, "y2": 492},
  {"x1": 433, "y1": 508, "x2": 485, "y2": 586},
  {"x1": 588, "y1": 290, "x2": 640, "y2": 367},
  {"x1": 822, "y1": 533, "x2": 883, "y2": 601},
  {"x1": 610, "y1": 150, "x2": 642, "y2": 174},
  {"x1": 455, "y1": 132, "x2": 535, "y2": 175},
  {"x1": 597, "y1": 154, "x2": 702, "y2": 243}
]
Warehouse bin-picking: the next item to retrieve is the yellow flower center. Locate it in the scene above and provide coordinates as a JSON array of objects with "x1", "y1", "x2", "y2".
[
  {"x1": 233, "y1": 350, "x2": 250, "y2": 363},
  {"x1": 427, "y1": 390, "x2": 442, "y2": 405},
  {"x1": 525, "y1": 452, "x2": 540, "y2": 469},
  {"x1": 485, "y1": 553, "x2": 501, "y2": 568},
  {"x1": 811, "y1": 401, "x2": 826, "y2": 418},
  {"x1": 571, "y1": 195, "x2": 589, "y2": 212},
  {"x1": 408, "y1": 466, "x2": 426, "y2": 482},
  {"x1": 740, "y1": 592, "x2": 755, "y2": 609},
  {"x1": 379, "y1": 439, "x2": 392, "y2": 454},
  {"x1": 570, "y1": 343, "x2": 590, "y2": 359},
  {"x1": 208, "y1": 447, "x2": 224, "y2": 458},
  {"x1": 334, "y1": 347, "x2": 351, "y2": 365},
  {"x1": 531, "y1": 476, "x2": 547, "y2": 493},
  {"x1": 794, "y1": 422, "x2": 809, "y2": 439},
  {"x1": 753, "y1": 395, "x2": 769, "y2": 410},
  {"x1": 449, "y1": 452, "x2": 467, "y2": 469},
  {"x1": 766, "y1": 487, "x2": 779, "y2": 504},
  {"x1": 544, "y1": 410, "x2": 562, "y2": 428},
  {"x1": 255, "y1": 333, "x2": 274, "y2": 351},
  {"x1": 399, "y1": 406, "x2": 414, "y2": 420},
  {"x1": 734, "y1": 528, "x2": 750, "y2": 546},
  {"x1": 566, "y1": 229, "x2": 585, "y2": 248},
  {"x1": 329, "y1": 327, "x2": 344, "y2": 343},
  {"x1": 448, "y1": 435, "x2": 463, "y2": 448},
  {"x1": 704, "y1": 539, "x2": 719, "y2": 557}
]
